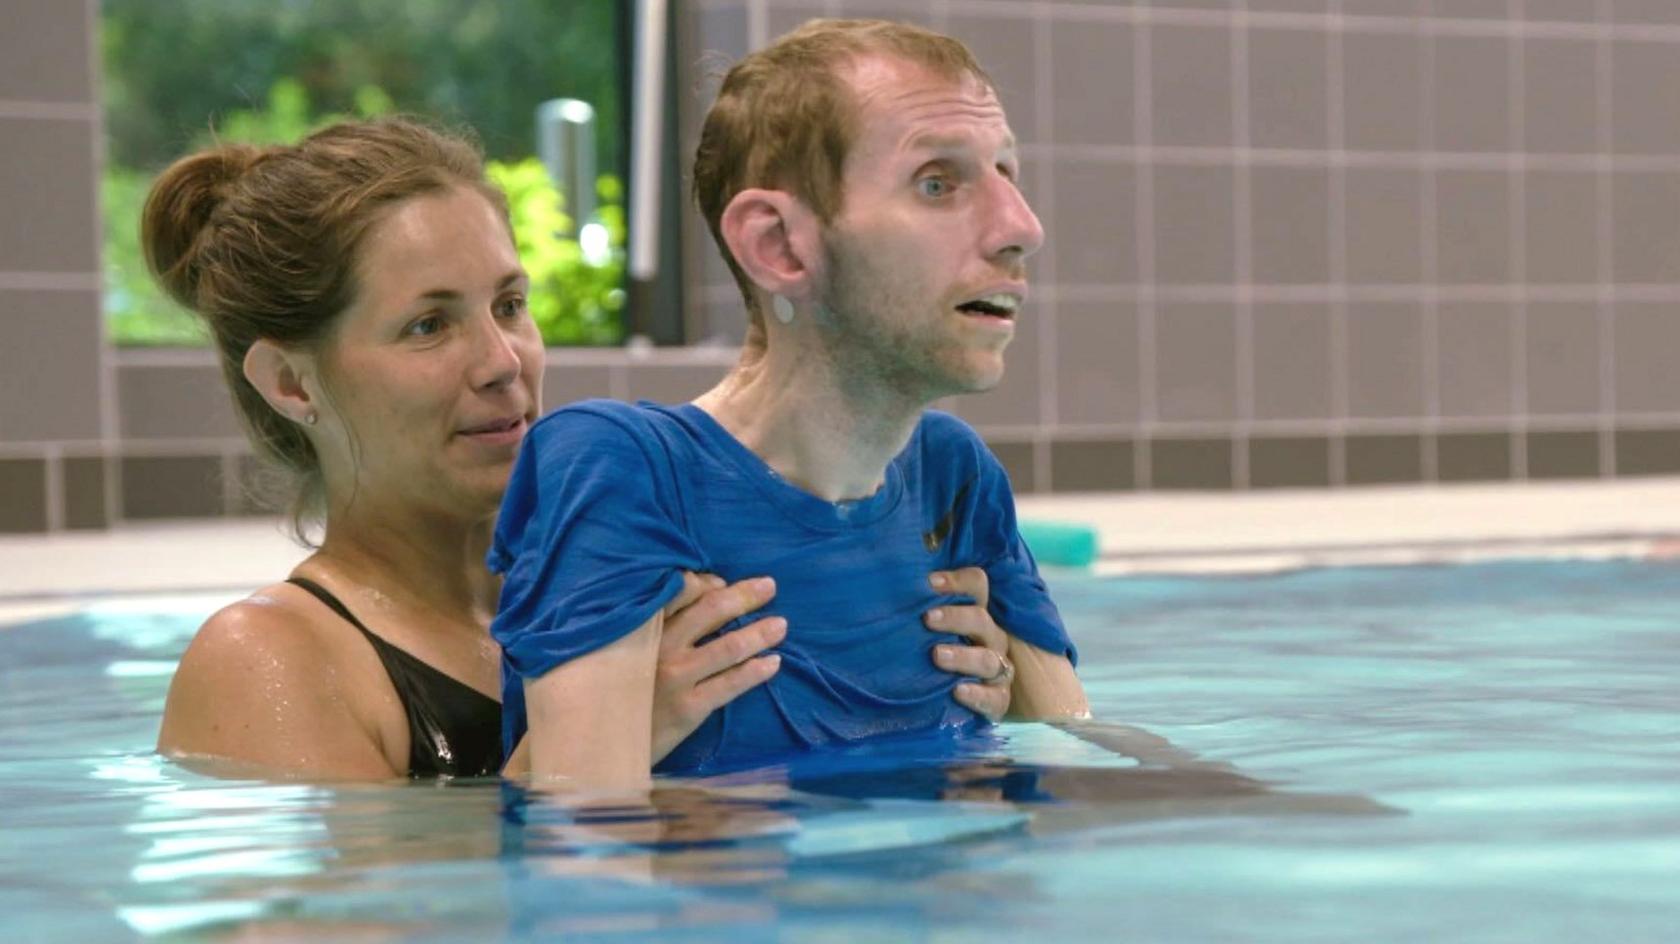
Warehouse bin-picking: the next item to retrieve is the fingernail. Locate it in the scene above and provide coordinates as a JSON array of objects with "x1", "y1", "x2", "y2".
[
  {"x1": 926, "y1": 608, "x2": 943, "y2": 624},
  {"x1": 934, "y1": 645, "x2": 952, "y2": 663},
  {"x1": 767, "y1": 617, "x2": 788, "y2": 636},
  {"x1": 706, "y1": 574, "x2": 727, "y2": 590},
  {"x1": 929, "y1": 573, "x2": 948, "y2": 589},
  {"x1": 751, "y1": 576, "x2": 775, "y2": 595},
  {"x1": 761, "y1": 653, "x2": 782, "y2": 671}
]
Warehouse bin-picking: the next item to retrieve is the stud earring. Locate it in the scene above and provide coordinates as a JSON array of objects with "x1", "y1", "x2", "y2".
[
  {"x1": 771, "y1": 294, "x2": 796, "y2": 325},
  {"x1": 302, "y1": 411, "x2": 318, "y2": 426}
]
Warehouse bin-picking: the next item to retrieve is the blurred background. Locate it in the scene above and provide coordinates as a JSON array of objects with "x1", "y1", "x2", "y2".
[{"x1": 4, "y1": 0, "x2": 1680, "y2": 532}]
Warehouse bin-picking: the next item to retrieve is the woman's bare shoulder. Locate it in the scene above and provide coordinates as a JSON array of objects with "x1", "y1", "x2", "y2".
[{"x1": 158, "y1": 582, "x2": 399, "y2": 778}]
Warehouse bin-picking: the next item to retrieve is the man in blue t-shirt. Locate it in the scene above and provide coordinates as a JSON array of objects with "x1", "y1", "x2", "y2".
[{"x1": 491, "y1": 18, "x2": 1089, "y2": 788}]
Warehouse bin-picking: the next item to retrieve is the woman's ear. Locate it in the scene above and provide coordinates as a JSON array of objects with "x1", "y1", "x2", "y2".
[
  {"x1": 243, "y1": 339, "x2": 317, "y2": 426},
  {"x1": 719, "y1": 188, "x2": 819, "y2": 300}
]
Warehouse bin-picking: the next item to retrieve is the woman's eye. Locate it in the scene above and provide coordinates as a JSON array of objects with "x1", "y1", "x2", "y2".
[
  {"x1": 405, "y1": 315, "x2": 443, "y2": 338},
  {"x1": 495, "y1": 295, "x2": 528, "y2": 319}
]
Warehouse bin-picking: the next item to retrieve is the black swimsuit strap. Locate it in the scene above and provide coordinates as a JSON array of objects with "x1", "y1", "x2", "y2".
[{"x1": 286, "y1": 575, "x2": 375, "y2": 635}]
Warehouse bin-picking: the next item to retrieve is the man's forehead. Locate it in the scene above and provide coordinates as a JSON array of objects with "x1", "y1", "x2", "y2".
[{"x1": 843, "y1": 55, "x2": 1009, "y2": 133}]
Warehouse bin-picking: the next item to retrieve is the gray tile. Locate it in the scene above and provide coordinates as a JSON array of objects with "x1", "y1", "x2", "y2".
[
  {"x1": 1524, "y1": 171, "x2": 1599, "y2": 285},
  {"x1": 0, "y1": 289, "x2": 102, "y2": 442},
  {"x1": 1343, "y1": 0, "x2": 1424, "y2": 13},
  {"x1": 767, "y1": 8, "x2": 823, "y2": 45},
  {"x1": 1151, "y1": 25, "x2": 1234, "y2": 148},
  {"x1": 986, "y1": 440, "x2": 1039, "y2": 494},
  {"x1": 945, "y1": 15, "x2": 1038, "y2": 141},
  {"x1": 1525, "y1": 0, "x2": 1600, "y2": 22},
  {"x1": 1154, "y1": 164, "x2": 1236, "y2": 285},
  {"x1": 1436, "y1": 302, "x2": 1514, "y2": 419},
  {"x1": 1611, "y1": 173, "x2": 1680, "y2": 284},
  {"x1": 1137, "y1": 0, "x2": 1233, "y2": 9},
  {"x1": 690, "y1": 3, "x2": 749, "y2": 74},
  {"x1": 1346, "y1": 302, "x2": 1426, "y2": 419},
  {"x1": 1611, "y1": 40, "x2": 1680, "y2": 155},
  {"x1": 623, "y1": 363, "x2": 731, "y2": 405},
  {"x1": 1049, "y1": 160, "x2": 1138, "y2": 285},
  {"x1": 230, "y1": 453, "x2": 281, "y2": 517},
  {"x1": 947, "y1": 312, "x2": 1043, "y2": 427},
  {"x1": 1526, "y1": 430, "x2": 1601, "y2": 479},
  {"x1": 1523, "y1": 39, "x2": 1599, "y2": 154},
  {"x1": 62, "y1": 456, "x2": 108, "y2": 530},
  {"x1": 0, "y1": 118, "x2": 98, "y2": 273},
  {"x1": 1613, "y1": 303, "x2": 1680, "y2": 415},
  {"x1": 1426, "y1": 0, "x2": 1509, "y2": 18},
  {"x1": 835, "y1": 1, "x2": 939, "y2": 27},
  {"x1": 0, "y1": 458, "x2": 48, "y2": 533},
  {"x1": 1248, "y1": 436, "x2": 1332, "y2": 489},
  {"x1": 1248, "y1": 28, "x2": 1330, "y2": 151},
  {"x1": 1246, "y1": 0, "x2": 1328, "y2": 11},
  {"x1": 1435, "y1": 171, "x2": 1512, "y2": 285},
  {"x1": 1252, "y1": 303, "x2": 1333, "y2": 420},
  {"x1": 1055, "y1": 300, "x2": 1144, "y2": 427},
  {"x1": 1150, "y1": 438, "x2": 1234, "y2": 490},
  {"x1": 1615, "y1": 428, "x2": 1680, "y2": 476},
  {"x1": 120, "y1": 455, "x2": 225, "y2": 520},
  {"x1": 1345, "y1": 169, "x2": 1425, "y2": 284},
  {"x1": 540, "y1": 365, "x2": 615, "y2": 413},
  {"x1": 1433, "y1": 35, "x2": 1511, "y2": 153},
  {"x1": 1437, "y1": 431, "x2": 1512, "y2": 482},
  {"x1": 117, "y1": 365, "x2": 243, "y2": 441},
  {"x1": 1051, "y1": 19, "x2": 1135, "y2": 146},
  {"x1": 0, "y1": 0, "x2": 93, "y2": 102},
  {"x1": 1344, "y1": 433, "x2": 1424, "y2": 485},
  {"x1": 1155, "y1": 303, "x2": 1239, "y2": 423},
  {"x1": 1050, "y1": 438, "x2": 1135, "y2": 492},
  {"x1": 1251, "y1": 167, "x2": 1331, "y2": 285},
  {"x1": 1343, "y1": 33, "x2": 1426, "y2": 152},
  {"x1": 1524, "y1": 302, "x2": 1601, "y2": 416},
  {"x1": 1609, "y1": 0, "x2": 1680, "y2": 24}
]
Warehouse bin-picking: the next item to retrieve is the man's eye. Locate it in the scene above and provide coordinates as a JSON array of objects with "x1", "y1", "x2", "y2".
[{"x1": 917, "y1": 176, "x2": 952, "y2": 198}]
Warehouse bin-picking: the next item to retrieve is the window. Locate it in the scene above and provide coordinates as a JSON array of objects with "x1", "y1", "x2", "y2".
[{"x1": 101, "y1": 0, "x2": 628, "y2": 346}]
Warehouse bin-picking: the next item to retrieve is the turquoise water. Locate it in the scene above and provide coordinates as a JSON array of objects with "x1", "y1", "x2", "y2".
[{"x1": 3, "y1": 559, "x2": 1679, "y2": 942}]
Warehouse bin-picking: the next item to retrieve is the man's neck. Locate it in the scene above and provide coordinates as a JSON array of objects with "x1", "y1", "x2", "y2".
[{"x1": 694, "y1": 342, "x2": 929, "y2": 503}]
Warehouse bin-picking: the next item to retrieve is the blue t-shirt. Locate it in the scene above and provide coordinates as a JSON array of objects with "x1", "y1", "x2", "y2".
[{"x1": 489, "y1": 400, "x2": 1075, "y2": 774}]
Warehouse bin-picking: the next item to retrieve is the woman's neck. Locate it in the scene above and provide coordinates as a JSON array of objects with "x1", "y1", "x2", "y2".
[{"x1": 307, "y1": 501, "x2": 499, "y2": 625}]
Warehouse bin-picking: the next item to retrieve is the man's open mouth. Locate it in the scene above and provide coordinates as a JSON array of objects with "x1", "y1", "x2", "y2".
[{"x1": 955, "y1": 293, "x2": 1021, "y2": 319}]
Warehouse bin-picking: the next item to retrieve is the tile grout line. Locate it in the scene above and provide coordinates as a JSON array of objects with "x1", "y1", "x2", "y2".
[
  {"x1": 1595, "y1": 0, "x2": 1617, "y2": 478},
  {"x1": 1508, "y1": 0, "x2": 1529, "y2": 480},
  {"x1": 1420, "y1": 8, "x2": 1440, "y2": 483},
  {"x1": 1328, "y1": 0, "x2": 1349, "y2": 488},
  {"x1": 1133, "y1": 6, "x2": 1156, "y2": 491},
  {"x1": 1232, "y1": 2, "x2": 1253, "y2": 490},
  {"x1": 1031, "y1": 3, "x2": 1056, "y2": 494}
]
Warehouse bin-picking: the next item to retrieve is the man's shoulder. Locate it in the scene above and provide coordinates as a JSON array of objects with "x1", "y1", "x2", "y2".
[
  {"x1": 912, "y1": 409, "x2": 994, "y2": 468},
  {"x1": 524, "y1": 399, "x2": 685, "y2": 458}
]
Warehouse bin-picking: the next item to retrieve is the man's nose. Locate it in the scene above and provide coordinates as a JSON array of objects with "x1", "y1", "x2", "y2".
[{"x1": 983, "y1": 173, "x2": 1045, "y2": 263}]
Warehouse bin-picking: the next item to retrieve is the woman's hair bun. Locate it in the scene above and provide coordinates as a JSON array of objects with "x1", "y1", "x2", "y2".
[{"x1": 140, "y1": 143, "x2": 267, "y2": 310}]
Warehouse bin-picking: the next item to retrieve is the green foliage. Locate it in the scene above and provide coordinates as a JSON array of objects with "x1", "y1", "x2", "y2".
[
  {"x1": 104, "y1": 75, "x2": 625, "y2": 347},
  {"x1": 101, "y1": 166, "x2": 203, "y2": 346},
  {"x1": 487, "y1": 160, "x2": 626, "y2": 346}
]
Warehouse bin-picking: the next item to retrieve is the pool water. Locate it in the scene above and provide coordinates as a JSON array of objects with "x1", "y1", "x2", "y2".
[{"x1": 3, "y1": 559, "x2": 1679, "y2": 942}]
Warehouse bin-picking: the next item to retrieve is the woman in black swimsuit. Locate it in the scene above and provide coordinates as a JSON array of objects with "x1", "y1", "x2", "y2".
[{"x1": 145, "y1": 116, "x2": 1012, "y2": 779}]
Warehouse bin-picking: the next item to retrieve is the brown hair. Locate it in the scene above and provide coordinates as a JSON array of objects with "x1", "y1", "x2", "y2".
[
  {"x1": 691, "y1": 18, "x2": 992, "y2": 345},
  {"x1": 142, "y1": 115, "x2": 505, "y2": 542}
]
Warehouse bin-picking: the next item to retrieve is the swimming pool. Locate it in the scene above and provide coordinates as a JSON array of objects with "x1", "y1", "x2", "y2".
[{"x1": 4, "y1": 558, "x2": 1678, "y2": 942}]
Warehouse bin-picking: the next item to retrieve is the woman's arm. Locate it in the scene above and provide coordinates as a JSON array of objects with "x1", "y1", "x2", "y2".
[
  {"x1": 158, "y1": 598, "x2": 401, "y2": 779},
  {"x1": 523, "y1": 612, "x2": 664, "y2": 791}
]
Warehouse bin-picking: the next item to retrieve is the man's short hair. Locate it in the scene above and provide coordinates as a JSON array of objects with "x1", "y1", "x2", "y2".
[{"x1": 691, "y1": 18, "x2": 994, "y2": 336}]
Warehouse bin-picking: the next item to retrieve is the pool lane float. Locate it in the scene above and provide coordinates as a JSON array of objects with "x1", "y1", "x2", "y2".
[{"x1": 1016, "y1": 520, "x2": 1100, "y2": 568}]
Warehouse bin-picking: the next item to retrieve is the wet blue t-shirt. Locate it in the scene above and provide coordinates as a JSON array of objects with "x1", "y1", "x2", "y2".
[{"x1": 488, "y1": 400, "x2": 1075, "y2": 774}]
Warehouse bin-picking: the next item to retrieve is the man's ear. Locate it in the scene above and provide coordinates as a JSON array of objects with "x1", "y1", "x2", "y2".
[
  {"x1": 243, "y1": 339, "x2": 317, "y2": 425},
  {"x1": 719, "y1": 188, "x2": 820, "y2": 300}
]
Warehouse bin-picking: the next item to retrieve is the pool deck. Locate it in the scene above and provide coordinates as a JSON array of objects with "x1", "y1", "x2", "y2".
[{"x1": 5, "y1": 477, "x2": 1680, "y2": 622}]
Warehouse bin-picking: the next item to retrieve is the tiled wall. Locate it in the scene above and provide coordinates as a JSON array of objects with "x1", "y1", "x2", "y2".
[
  {"x1": 7, "y1": 0, "x2": 1680, "y2": 533},
  {"x1": 678, "y1": 0, "x2": 1680, "y2": 494}
]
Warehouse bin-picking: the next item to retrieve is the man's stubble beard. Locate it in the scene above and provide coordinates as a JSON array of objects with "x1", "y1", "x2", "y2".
[{"x1": 812, "y1": 228, "x2": 1001, "y2": 406}]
